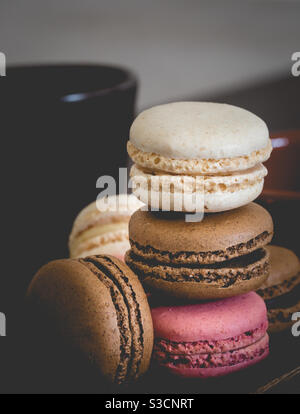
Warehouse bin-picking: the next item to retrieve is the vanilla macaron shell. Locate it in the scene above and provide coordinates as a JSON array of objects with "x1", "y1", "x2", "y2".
[
  {"x1": 128, "y1": 102, "x2": 272, "y2": 212},
  {"x1": 130, "y1": 163, "x2": 267, "y2": 212},
  {"x1": 129, "y1": 102, "x2": 270, "y2": 163},
  {"x1": 69, "y1": 194, "x2": 144, "y2": 259}
]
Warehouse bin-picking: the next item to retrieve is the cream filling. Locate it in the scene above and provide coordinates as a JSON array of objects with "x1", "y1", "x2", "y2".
[
  {"x1": 70, "y1": 223, "x2": 129, "y2": 255},
  {"x1": 130, "y1": 163, "x2": 267, "y2": 194},
  {"x1": 69, "y1": 195, "x2": 143, "y2": 245},
  {"x1": 73, "y1": 239, "x2": 131, "y2": 259},
  {"x1": 127, "y1": 140, "x2": 272, "y2": 175}
]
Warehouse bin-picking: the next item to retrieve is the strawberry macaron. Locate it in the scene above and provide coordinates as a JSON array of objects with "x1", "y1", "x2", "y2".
[{"x1": 151, "y1": 292, "x2": 269, "y2": 378}]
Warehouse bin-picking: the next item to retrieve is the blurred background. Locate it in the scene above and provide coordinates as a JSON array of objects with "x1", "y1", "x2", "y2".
[{"x1": 1, "y1": 0, "x2": 299, "y2": 109}]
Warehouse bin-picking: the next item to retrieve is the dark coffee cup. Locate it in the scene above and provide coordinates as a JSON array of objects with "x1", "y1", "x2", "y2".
[
  {"x1": 0, "y1": 64, "x2": 138, "y2": 392},
  {"x1": 1, "y1": 64, "x2": 137, "y2": 275}
]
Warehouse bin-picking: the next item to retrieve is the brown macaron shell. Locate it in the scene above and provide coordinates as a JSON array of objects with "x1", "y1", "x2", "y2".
[
  {"x1": 27, "y1": 255, "x2": 153, "y2": 384},
  {"x1": 257, "y1": 245, "x2": 300, "y2": 300},
  {"x1": 126, "y1": 203, "x2": 273, "y2": 300},
  {"x1": 125, "y1": 248, "x2": 269, "y2": 300},
  {"x1": 129, "y1": 203, "x2": 273, "y2": 265},
  {"x1": 256, "y1": 245, "x2": 300, "y2": 333},
  {"x1": 267, "y1": 302, "x2": 300, "y2": 333}
]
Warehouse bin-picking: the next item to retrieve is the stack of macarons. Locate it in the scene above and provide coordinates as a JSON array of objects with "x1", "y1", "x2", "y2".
[
  {"x1": 27, "y1": 101, "x2": 278, "y2": 388},
  {"x1": 125, "y1": 101, "x2": 274, "y2": 378}
]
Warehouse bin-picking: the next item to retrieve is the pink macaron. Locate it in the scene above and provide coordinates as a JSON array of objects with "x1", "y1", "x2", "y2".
[{"x1": 151, "y1": 292, "x2": 269, "y2": 378}]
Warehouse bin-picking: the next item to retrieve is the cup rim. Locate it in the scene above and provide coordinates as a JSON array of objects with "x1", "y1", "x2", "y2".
[{"x1": 6, "y1": 63, "x2": 138, "y2": 103}]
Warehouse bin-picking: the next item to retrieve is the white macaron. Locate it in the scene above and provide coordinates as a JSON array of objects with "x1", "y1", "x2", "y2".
[
  {"x1": 127, "y1": 102, "x2": 272, "y2": 212},
  {"x1": 69, "y1": 194, "x2": 144, "y2": 260}
]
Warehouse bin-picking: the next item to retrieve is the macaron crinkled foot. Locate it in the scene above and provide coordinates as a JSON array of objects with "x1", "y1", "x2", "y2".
[
  {"x1": 27, "y1": 255, "x2": 153, "y2": 385},
  {"x1": 68, "y1": 194, "x2": 144, "y2": 260},
  {"x1": 151, "y1": 292, "x2": 269, "y2": 378},
  {"x1": 125, "y1": 202, "x2": 273, "y2": 300},
  {"x1": 127, "y1": 101, "x2": 272, "y2": 213},
  {"x1": 257, "y1": 245, "x2": 300, "y2": 333}
]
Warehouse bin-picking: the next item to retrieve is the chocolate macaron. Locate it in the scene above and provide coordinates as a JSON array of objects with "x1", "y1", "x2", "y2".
[
  {"x1": 125, "y1": 202, "x2": 273, "y2": 300},
  {"x1": 257, "y1": 245, "x2": 300, "y2": 333},
  {"x1": 27, "y1": 255, "x2": 153, "y2": 384}
]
